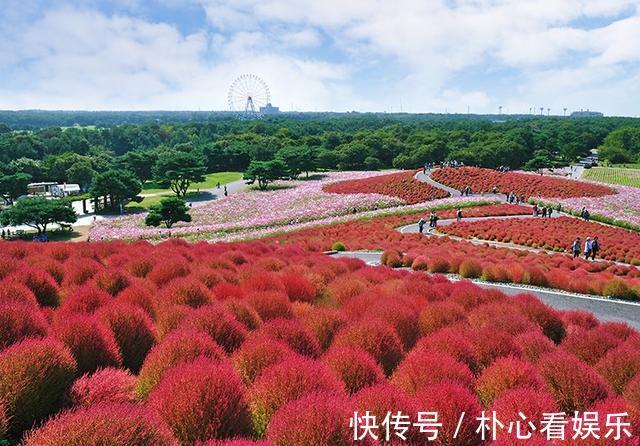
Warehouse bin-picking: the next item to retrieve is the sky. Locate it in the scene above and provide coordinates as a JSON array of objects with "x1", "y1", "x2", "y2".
[{"x1": 0, "y1": 0, "x2": 639, "y2": 115}]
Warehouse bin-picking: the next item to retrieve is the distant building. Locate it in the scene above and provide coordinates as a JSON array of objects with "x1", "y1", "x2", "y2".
[
  {"x1": 570, "y1": 110, "x2": 604, "y2": 117},
  {"x1": 259, "y1": 103, "x2": 280, "y2": 114},
  {"x1": 27, "y1": 182, "x2": 81, "y2": 198},
  {"x1": 27, "y1": 182, "x2": 58, "y2": 196}
]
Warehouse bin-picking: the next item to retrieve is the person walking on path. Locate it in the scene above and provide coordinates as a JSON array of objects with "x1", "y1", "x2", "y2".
[
  {"x1": 432, "y1": 212, "x2": 439, "y2": 228},
  {"x1": 456, "y1": 209, "x2": 463, "y2": 222},
  {"x1": 429, "y1": 212, "x2": 435, "y2": 228},
  {"x1": 224, "y1": 185, "x2": 228, "y2": 197},
  {"x1": 590, "y1": 236, "x2": 600, "y2": 260},
  {"x1": 418, "y1": 217, "x2": 425, "y2": 234},
  {"x1": 533, "y1": 204, "x2": 538, "y2": 217},
  {"x1": 542, "y1": 207, "x2": 547, "y2": 218},
  {"x1": 217, "y1": 181, "x2": 221, "y2": 189},
  {"x1": 572, "y1": 237, "x2": 581, "y2": 258},
  {"x1": 584, "y1": 237, "x2": 593, "y2": 260}
]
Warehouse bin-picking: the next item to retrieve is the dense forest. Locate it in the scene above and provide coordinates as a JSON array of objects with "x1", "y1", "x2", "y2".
[{"x1": 1, "y1": 113, "x2": 640, "y2": 197}]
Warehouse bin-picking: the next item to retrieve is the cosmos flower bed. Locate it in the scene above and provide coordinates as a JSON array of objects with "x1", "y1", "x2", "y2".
[
  {"x1": 431, "y1": 167, "x2": 615, "y2": 199},
  {"x1": 90, "y1": 172, "x2": 403, "y2": 241},
  {"x1": 323, "y1": 170, "x2": 450, "y2": 204},
  {"x1": 440, "y1": 216, "x2": 640, "y2": 264},
  {"x1": 2, "y1": 239, "x2": 640, "y2": 445}
]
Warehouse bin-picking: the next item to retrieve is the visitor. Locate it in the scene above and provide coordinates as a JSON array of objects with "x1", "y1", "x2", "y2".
[
  {"x1": 432, "y1": 212, "x2": 439, "y2": 228},
  {"x1": 456, "y1": 209, "x2": 463, "y2": 222},
  {"x1": 429, "y1": 212, "x2": 435, "y2": 228},
  {"x1": 418, "y1": 217, "x2": 425, "y2": 234},
  {"x1": 590, "y1": 236, "x2": 600, "y2": 260},
  {"x1": 224, "y1": 186, "x2": 228, "y2": 197},
  {"x1": 533, "y1": 204, "x2": 538, "y2": 217},
  {"x1": 580, "y1": 207, "x2": 587, "y2": 220},
  {"x1": 572, "y1": 237, "x2": 581, "y2": 258},
  {"x1": 541, "y1": 207, "x2": 547, "y2": 218},
  {"x1": 217, "y1": 181, "x2": 221, "y2": 189},
  {"x1": 584, "y1": 237, "x2": 593, "y2": 260},
  {"x1": 1, "y1": 229, "x2": 4, "y2": 239},
  {"x1": 493, "y1": 186, "x2": 498, "y2": 194}
]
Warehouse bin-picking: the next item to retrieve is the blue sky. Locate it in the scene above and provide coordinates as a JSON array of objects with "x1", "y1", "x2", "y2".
[{"x1": 0, "y1": 0, "x2": 639, "y2": 115}]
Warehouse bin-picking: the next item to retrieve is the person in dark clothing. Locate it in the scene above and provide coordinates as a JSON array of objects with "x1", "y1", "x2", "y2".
[
  {"x1": 584, "y1": 237, "x2": 593, "y2": 260},
  {"x1": 224, "y1": 185, "x2": 228, "y2": 197},
  {"x1": 432, "y1": 213, "x2": 439, "y2": 228},
  {"x1": 572, "y1": 237, "x2": 581, "y2": 258},
  {"x1": 590, "y1": 236, "x2": 600, "y2": 260},
  {"x1": 541, "y1": 207, "x2": 547, "y2": 218},
  {"x1": 418, "y1": 218, "x2": 425, "y2": 234},
  {"x1": 456, "y1": 209, "x2": 462, "y2": 222}
]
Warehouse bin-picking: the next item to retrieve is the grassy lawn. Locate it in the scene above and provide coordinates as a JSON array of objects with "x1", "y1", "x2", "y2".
[
  {"x1": 126, "y1": 191, "x2": 207, "y2": 212},
  {"x1": 583, "y1": 167, "x2": 640, "y2": 188},
  {"x1": 142, "y1": 172, "x2": 242, "y2": 194}
]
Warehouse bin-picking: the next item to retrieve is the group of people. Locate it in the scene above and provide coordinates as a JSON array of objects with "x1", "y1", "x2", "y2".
[
  {"x1": 417, "y1": 209, "x2": 463, "y2": 234},
  {"x1": 423, "y1": 160, "x2": 465, "y2": 174},
  {"x1": 532, "y1": 204, "x2": 555, "y2": 218},
  {"x1": 460, "y1": 185, "x2": 474, "y2": 196},
  {"x1": 572, "y1": 236, "x2": 600, "y2": 260},
  {"x1": 505, "y1": 192, "x2": 525, "y2": 204},
  {"x1": 580, "y1": 207, "x2": 591, "y2": 221}
]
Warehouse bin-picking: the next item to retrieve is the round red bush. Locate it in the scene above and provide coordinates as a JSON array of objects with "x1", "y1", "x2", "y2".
[
  {"x1": 280, "y1": 272, "x2": 317, "y2": 303},
  {"x1": 246, "y1": 291, "x2": 294, "y2": 321},
  {"x1": 51, "y1": 313, "x2": 122, "y2": 374},
  {"x1": 137, "y1": 328, "x2": 225, "y2": 398},
  {"x1": 149, "y1": 358, "x2": 251, "y2": 444},
  {"x1": 248, "y1": 356, "x2": 345, "y2": 437},
  {"x1": 0, "y1": 337, "x2": 76, "y2": 438},
  {"x1": 178, "y1": 305, "x2": 247, "y2": 353},
  {"x1": 418, "y1": 301, "x2": 466, "y2": 335},
  {"x1": 561, "y1": 310, "x2": 599, "y2": 333},
  {"x1": 93, "y1": 269, "x2": 131, "y2": 296},
  {"x1": 147, "y1": 258, "x2": 191, "y2": 287},
  {"x1": 596, "y1": 345, "x2": 640, "y2": 394},
  {"x1": 97, "y1": 302, "x2": 158, "y2": 373},
  {"x1": 232, "y1": 337, "x2": 299, "y2": 383},
  {"x1": 58, "y1": 284, "x2": 111, "y2": 315},
  {"x1": 267, "y1": 392, "x2": 351, "y2": 446},
  {"x1": 468, "y1": 327, "x2": 522, "y2": 369},
  {"x1": 224, "y1": 299, "x2": 263, "y2": 330},
  {"x1": 476, "y1": 356, "x2": 544, "y2": 405},
  {"x1": 0, "y1": 279, "x2": 38, "y2": 306},
  {"x1": 23, "y1": 403, "x2": 178, "y2": 446},
  {"x1": 118, "y1": 282, "x2": 157, "y2": 318},
  {"x1": 514, "y1": 330, "x2": 556, "y2": 362},
  {"x1": 333, "y1": 319, "x2": 404, "y2": 375},
  {"x1": 251, "y1": 318, "x2": 321, "y2": 358},
  {"x1": 0, "y1": 300, "x2": 49, "y2": 349},
  {"x1": 293, "y1": 304, "x2": 345, "y2": 351},
  {"x1": 70, "y1": 367, "x2": 137, "y2": 407},
  {"x1": 16, "y1": 267, "x2": 60, "y2": 307},
  {"x1": 323, "y1": 346, "x2": 384, "y2": 394},
  {"x1": 158, "y1": 277, "x2": 213, "y2": 309},
  {"x1": 537, "y1": 350, "x2": 610, "y2": 412},
  {"x1": 368, "y1": 300, "x2": 419, "y2": 350},
  {"x1": 562, "y1": 327, "x2": 621, "y2": 365},
  {"x1": 468, "y1": 302, "x2": 538, "y2": 335},
  {"x1": 415, "y1": 326, "x2": 479, "y2": 373},
  {"x1": 212, "y1": 282, "x2": 245, "y2": 301},
  {"x1": 512, "y1": 293, "x2": 566, "y2": 343},
  {"x1": 391, "y1": 350, "x2": 474, "y2": 394}
]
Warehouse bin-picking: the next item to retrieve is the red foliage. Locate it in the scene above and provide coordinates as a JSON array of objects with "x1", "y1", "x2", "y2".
[
  {"x1": 232, "y1": 337, "x2": 299, "y2": 383},
  {"x1": 391, "y1": 350, "x2": 474, "y2": 394},
  {"x1": 595, "y1": 345, "x2": 640, "y2": 394},
  {"x1": 0, "y1": 300, "x2": 49, "y2": 349},
  {"x1": 97, "y1": 302, "x2": 158, "y2": 373},
  {"x1": 0, "y1": 337, "x2": 76, "y2": 438},
  {"x1": 431, "y1": 166, "x2": 614, "y2": 199},
  {"x1": 251, "y1": 318, "x2": 321, "y2": 357},
  {"x1": 293, "y1": 304, "x2": 345, "y2": 351},
  {"x1": 562, "y1": 326, "x2": 622, "y2": 365},
  {"x1": 248, "y1": 356, "x2": 345, "y2": 436},
  {"x1": 491, "y1": 387, "x2": 558, "y2": 442},
  {"x1": 158, "y1": 277, "x2": 213, "y2": 309},
  {"x1": 246, "y1": 291, "x2": 294, "y2": 321},
  {"x1": 468, "y1": 302, "x2": 538, "y2": 336},
  {"x1": 0, "y1": 279, "x2": 38, "y2": 306},
  {"x1": 415, "y1": 326, "x2": 479, "y2": 373},
  {"x1": 51, "y1": 313, "x2": 122, "y2": 374},
  {"x1": 224, "y1": 299, "x2": 263, "y2": 330},
  {"x1": 15, "y1": 267, "x2": 60, "y2": 307},
  {"x1": 147, "y1": 258, "x2": 191, "y2": 286},
  {"x1": 212, "y1": 282, "x2": 246, "y2": 301},
  {"x1": 267, "y1": 392, "x2": 352, "y2": 446},
  {"x1": 70, "y1": 367, "x2": 137, "y2": 407},
  {"x1": 468, "y1": 327, "x2": 523, "y2": 369},
  {"x1": 23, "y1": 403, "x2": 178, "y2": 446},
  {"x1": 323, "y1": 346, "x2": 384, "y2": 394},
  {"x1": 137, "y1": 328, "x2": 225, "y2": 398},
  {"x1": 476, "y1": 356, "x2": 544, "y2": 405},
  {"x1": 58, "y1": 284, "x2": 111, "y2": 315},
  {"x1": 93, "y1": 269, "x2": 131, "y2": 296},
  {"x1": 178, "y1": 305, "x2": 247, "y2": 353},
  {"x1": 418, "y1": 301, "x2": 466, "y2": 335},
  {"x1": 148, "y1": 358, "x2": 251, "y2": 444},
  {"x1": 323, "y1": 170, "x2": 449, "y2": 204},
  {"x1": 512, "y1": 293, "x2": 566, "y2": 343},
  {"x1": 514, "y1": 330, "x2": 556, "y2": 362},
  {"x1": 537, "y1": 350, "x2": 610, "y2": 412},
  {"x1": 279, "y1": 272, "x2": 318, "y2": 303}
]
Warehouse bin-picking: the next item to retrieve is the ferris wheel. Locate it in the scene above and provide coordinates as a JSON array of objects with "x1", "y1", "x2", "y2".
[{"x1": 228, "y1": 74, "x2": 271, "y2": 115}]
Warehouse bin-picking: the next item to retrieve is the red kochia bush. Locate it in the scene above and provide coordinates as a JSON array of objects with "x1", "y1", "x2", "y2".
[
  {"x1": 147, "y1": 258, "x2": 191, "y2": 286},
  {"x1": 178, "y1": 305, "x2": 247, "y2": 353},
  {"x1": 279, "y1": 272, "x2": 317, "y2": 302},
  {"x1": 418, "y1": 301, "x2": 466, "y2": 335},
  {"x1": 58, "y1": 284, "x2": 111, "y2": 315},
  {"x1": 158, "y1": 277, "x2": 213, "y2": 309},
  {"x1": 248, "y1": 356, "x2": 345, "y2": 437},
  {"x1": 97, "y1": 302, "x2": 158, "y2": 373},
  {"x1": 512, "y1": 293, "x2": 566, "y2": 343},
  {"x1": 0, "y1": 279, "x2": 38, "y2": 306},
  {"x1": 137, "y1": 328, "x2": 225, "y2": 398},
  {"x1": 149, "y1": 358, "x2": 252, "y2": 445},
  {"x1": 23, "y1": 403, "x2": 178, "y2": 446},
  {"x1": 323, "y1": 346, "x2": 384, "y2": 394},
  {"x1": 0, "y1": 300, "x2": 49, "y2": 349},
  {"x1": 595, "y1": 345, "x2": 640, "y2": 394},
  {"x1": 246, "y1": 291, "x2": 294, "y2": 321},
  {"x1": 224, "y1": 300, "x2": 263, "y2": 330},
  {"x1": 391, "y1": 350, "x2": 474, "y2": 394},
  {"x1": 267, "y1": 392, "x2": 352, "y2": 446},
  {"x1": 232, "y1": 337, "x2": 299, "y2": 383},
  {"x1": 0, "y1": 338, "x2": 76, "y2": 438},
  {"x1": 252, "y1": 318, "x2": 321, "y2": 358},
  {"x1": 16, "y1": 267, "x2": 60, "y2": 307},
  {"x1": 415, "y1": 326, "x2": 479, "y2": 373},
  {"x1": 70, "y1": 367, "x2": 137, "y2": 407},
  {"x1": 491, "y1": 387, "x2": 558, "y2": 424},
  {"x1": 51, "y1": 313, "x2": 122, "y2": 374},
  {"x1": 514, "y1": 330, "x2": 556, "y2": 362},
  {"x1": 476, "y1": 356, "x2": 544, "y2": 405},
  {"x1": 0, "y1": 400, "x2": 7, "y2": 441},
  {"x1": 537, "y1": 350, "x2": 610, "y2": 412},
  {"x1": 333, "y1": 319, "x2": 404, "y2": 375},
  {"x1": 468, "y1": 327, "x2": 522, "y2": 369},
  {"x1": 562, "y1": 327, "x2": 621, "y2": 365},
  {"x1": 93, "y1": 269, "x2": 131, "y2": 296},
  {"x1": 293, "y1": 304, "x2": 345, "y2": 351}
]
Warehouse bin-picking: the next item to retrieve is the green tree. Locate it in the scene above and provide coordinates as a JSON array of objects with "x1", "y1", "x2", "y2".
[
  {"x1": 0, "y1": 198, "x2": 77, "y2": 234},
  {"x1": 145, "y1": 196, "x2": 192, "y2": 228},
  {"x1": 244, "y1": 159, "x2": 288, "y2": 190},
  {"x1": 276, "y1": 145, "x2": 317, "y2": 178},
  {"x1": 153, "y1": 151, "x2": 206, "y2": 197},
  {"x1": 90, "y1": 170, "x2": 142, "y2": 209},
  {"x1": 524, "y1": 150, "x2": 555, "y2": 171},
  {"x1": 67, "y1": 161, "x2": 95, "y2": 189},
  {"x1": 0, "y1": 173, "x2": 32, "y2": 205},
  {"x1": 119, "y1": 150, "x2": 158, "y2": 182}
]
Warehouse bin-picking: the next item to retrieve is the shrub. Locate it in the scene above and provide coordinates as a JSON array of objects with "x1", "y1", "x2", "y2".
[
  {"x1": 468, "y1": 327, "x2": 522, "y2": 369},
  {"x1": 16, "y1": 267, "x2": 60, "y2": 307},
  {"x1": 70, "y1": 368, "x2": 137, "y2": 407},
  {"x1": 368, "y1": 301, "x2": 420, "y2": 350},
  {"x1": 118, "y1": 282, "x2": 157, "y2": 317},
  {"x1": 23, "y1": 403, "x2": 177, "y2": 446},
  {"x1": 147, "y1": 258, "x2": 191, "y2": 286},
  {"x1": 97, "y1": 302, "x2": 158, "y2": 373},
  {"x1": 280, "y1": 272, "x2": 317, "y2": 303},
  {"x1": 0, "y1": 301, "x2": 49, "y2": 349},
  {"x1": 603, "y1": 278, "x2": 639, "y2": 300},
  {"x1": 428, "y1": 257, "x2": 450, "y2": 273},
  {"x1": 158, "y1": 277, "x2": 213, "y2": 309},
  {"x1": 323, "y1": 346, "x2": 384, "y2": 394},
  {"x1": 233, "y1": 337, "x2": 299, "y2": 383},
  {"x1": 414, "y1": 382, "x2": 483, "y2": 446},
  {"x1": 624, "y1": 373, "x2": 640, "y2": 425},
  {"x1": 418, "y1": 301, "x2": 466, "y2": 335},
  {"x1": 514, "y1": 330, "x2": 556, "y2": 362},
  {"x1": 468, "y1": 303, "x2": 537, "y2": 336},
  {"x1": 58, "y1": 284, "x2": 111, "y2": 315},
  {"x1": 267, "y1": 392, "x2": 351, "y2": 446},
  {"x1": 562, "y1": 327, "x2": 620, "y2": 365},
  {"x1": 246, "y1": 291, "x2": 293, "y2": 321},
  {"x1": 212, "y1": 282, "x2": 245, "y2": 301},
  {"x1": 149, "y1": 358, "x2": 251, "y2": 444},
  {"x1": 251, "y1": 318, "x2": 321, "y2": 358},
  {"x1": 0, "y1": 279, "x2": 38, "y2": 306},
  {"x1": 381, "y1": 249, "x2": 403, "y2": 268},
  {"x1": 51, "y1": 313, "x2": 122, "y2": 374},
  {"x1": 538, "y1": 350, "x2": 610, "y2": 412},
  {"x1": 325, "y1": 276, "x2": 368, "y2": 305},
  {"x1": 224, "y1": 300, "x2": 263, "y2": 330},
  {"x1": 476, "y1": 356, "x2": 544, "y2": 405},
  {"x1": 458, "y1": 259, "x2": 483, "y2": 278},
  {"x1": 137, "y1": 328, "x2": 225, "y2": 398},
  {"x1": 411, "y1": 255, "x2": 429, "y2": 271},
  {"x1": 333, "y1": 319, "x2": 404, "y2": 375},
  {"x1": 331, "y1": 242, "x2": 346, "y2": 252},
  {"x1": 94, "y1": 269, "x2": 131, "y2": 296},
  {"x1": 293, "y1": 305, "x2": 345, "y2": 351},
  {"x1": 0, "y1": 337, "x2": 76, "y2": 438},
  {"x1": 561, "y1": 310, "x2": 599, "y2": 332},
  {"x1": 415, "y1": 326, "x2": 479, "y2": 373},
  {"x1": 0, "y1": 399, "x2": 6, "y2": 442},
  {"x1": 491, "y1": 387, "x2": 557, "y2": 443},
  {"x1": 248, "y1": 357, "x2": 345, "y2": 437},
  {"x1": 242, "y1": 272, "x2": 285, "y2": 293},
  {"x1": 512, "y1": 293, "x2": 566, "y2": 343},
  {"x1": 391, "y1": 350, "x2": 474, "y2": 394},
  {"x1": 596, "y1": 345, "x2": 640, "y2": 394},
  {"x1": 178, "y1": 305, "x2": 247, "y2": 353}
]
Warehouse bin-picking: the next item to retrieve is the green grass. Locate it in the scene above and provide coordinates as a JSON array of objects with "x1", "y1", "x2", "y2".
[
  {"x1": 142, "y1": 172, "x2": 242, "y2": 194},
  {"x1": 125, "y1": 191, "x2": 205, "y2": 212},
  {"x1": 583, "y1": 167, "x2": 640, "y2": 188}
]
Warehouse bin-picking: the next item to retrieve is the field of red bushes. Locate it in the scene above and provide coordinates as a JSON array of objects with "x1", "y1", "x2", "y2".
[
  {"x1": 324, "y1": 170, "x2": 450, "y2": 204},
  {"x1": 440, "y1": 216, "x2": 640, "y2": 264},
  {"x1": 431, "y1": 167, "x2": 615, "y2": 199},
  {"x1": 2, "y1": 237, "x2": 640, "y2": 445}
]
